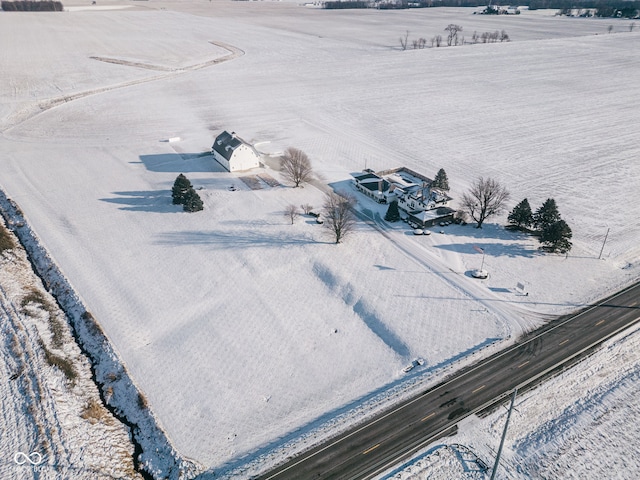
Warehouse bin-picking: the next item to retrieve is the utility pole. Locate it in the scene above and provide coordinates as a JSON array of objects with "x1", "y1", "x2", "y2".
[
  {"x1": 490, "y1": 388, "x2": 517, "y2": 480},
  {"x1": 598, "y1": 227, "x2": 610, "y2": 260}
]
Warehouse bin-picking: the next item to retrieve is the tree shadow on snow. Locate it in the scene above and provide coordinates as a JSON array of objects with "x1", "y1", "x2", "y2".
[
  {"x1": 100, "y1": 191, "x2": 178, "y2": 213},
  {"x1": 155, "y1": 229, "x2": 321, "y2": 249},
  {"x1": 435, "y1": 242, "x2": 540, "y2": 258},
  {"x1": 206, "y1": 337, "x2": 502, "y2": 479},
  {"x1": 137, "y1": 152, "x2": 223, "y2": 173}
]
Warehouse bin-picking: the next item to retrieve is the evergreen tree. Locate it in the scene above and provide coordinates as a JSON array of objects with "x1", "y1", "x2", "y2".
[
  {"x1": 432, "y1": 168, "x2": 450, "y2": 191},
  {"x1": 533, "y1": 198, "x2": 561, "y2": 230},
  {"x1": 384, "y1": 200, "x2": 401, "y2": 222},
  {"x1": 540, "y1": 219, "x2": 572, "y2": 253},
  {"x1": 172, "y1": 174, "x2": 192, "y2": 205},
  {"x1": 507, "y1": 198, "x2": 533, "y2": 228},
  {"x1": 182, "y1": 188, "x2": 204, "y2": 212}
]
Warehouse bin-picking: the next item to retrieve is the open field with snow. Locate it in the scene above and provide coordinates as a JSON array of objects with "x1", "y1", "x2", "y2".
[{"x1": 1, "y1": 1, "x2": 639, "y2": 476}]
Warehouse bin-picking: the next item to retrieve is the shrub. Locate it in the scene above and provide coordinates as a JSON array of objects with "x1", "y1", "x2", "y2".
[
  {"x1": 81, "y1": 399, "x2": 107, "y2": 424},
  {"x1": 39, "y1": 338, "x2": 77, "y2": 385},
  {"x1": 0, "y1": 222, "x2": 16, "y2": 253}
]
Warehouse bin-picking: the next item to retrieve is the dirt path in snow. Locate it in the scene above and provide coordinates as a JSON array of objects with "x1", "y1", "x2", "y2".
[{"x1": 3, "y1": 41, "x2": 244, "y2": 135}]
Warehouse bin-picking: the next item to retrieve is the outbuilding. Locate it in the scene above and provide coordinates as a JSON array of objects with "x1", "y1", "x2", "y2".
[{"x1": 212, "y1": 131, "x2": 261, "y2": 172}]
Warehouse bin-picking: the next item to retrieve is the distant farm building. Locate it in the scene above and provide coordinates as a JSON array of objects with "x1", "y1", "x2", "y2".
[
  {"x1": 352, "y1": 167, "x2": 455, "y2": 228},
  {"x1": 212, "y1": 131, "x2": 261, "y2": 172}
]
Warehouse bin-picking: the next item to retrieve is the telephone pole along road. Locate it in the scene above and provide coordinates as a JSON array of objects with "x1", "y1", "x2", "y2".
[{"x1": 259, "y1": 281, "x2": 640, "y2": 480}]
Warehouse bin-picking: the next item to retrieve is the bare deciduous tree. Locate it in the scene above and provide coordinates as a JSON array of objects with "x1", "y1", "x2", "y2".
[
  {"x1": 323, "y1": 192, "x2": 356, "y2": 244},
  {"x1": 284, "y1": 204, "x2": 299, "y2": 224},
  {"x1": 280, "y1": 147, "x2": 313, "y2": 188},
  {"x1": 461, "y1": 177, "x2": 510, "y2": 228},
  {"x1": 412, "y1": 37, "x2": 427, "y2": 49},
  {"x1": 402, "y1": 30, "x2": 410, "y2": 50},
  {"x1": 300, "y1": 203, "x2": 313, "y2": 215},
  {"x1": 445, "y1": 24, "x2": 463, "y2": 46},
  {"x1": 400, "y1": 30, "x2": 409, "y2": 50}
]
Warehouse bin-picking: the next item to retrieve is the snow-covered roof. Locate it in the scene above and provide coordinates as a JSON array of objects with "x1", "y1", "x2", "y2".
[{"x1": 212, "y1": 130, "x2": 243, "y2": 160}]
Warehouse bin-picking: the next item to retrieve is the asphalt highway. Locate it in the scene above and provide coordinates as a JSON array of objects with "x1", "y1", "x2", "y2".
[{"x1": 258, "y1": 282, "x2": 640, "y2": 480}]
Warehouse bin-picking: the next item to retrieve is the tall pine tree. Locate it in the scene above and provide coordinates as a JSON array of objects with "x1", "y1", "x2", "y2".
[
  {"x1": 182, "y1": 188, "x2": 204, "y2": 212},
  {"x1": 384, "y1": 200, "x2": 401, "y2": 222},
  {"x1": 431, "y1": 168, "x2": 450, "y2": 191},
  {"x1": 540, "y1": 219, "x2": 572, "y2": 253},
  {"x1": 533, "y1": 198, "x2": 561, "y2": 230},
  {"x1": 172, "y1": 174, "x2": 192, "y2": 205},
  {"x1": 508, "y1": 198, "x2": 533, "y2": 228}
]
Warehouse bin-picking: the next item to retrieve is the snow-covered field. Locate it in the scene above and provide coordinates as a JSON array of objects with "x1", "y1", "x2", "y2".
[{"x1": 1, "y1": 1, "x2": 639, "y2": 477}]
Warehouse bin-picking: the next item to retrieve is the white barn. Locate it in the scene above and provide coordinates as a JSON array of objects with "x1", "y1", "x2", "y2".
[{"x1": 212, "y1": 131, "x2": 261, "y2": 172}]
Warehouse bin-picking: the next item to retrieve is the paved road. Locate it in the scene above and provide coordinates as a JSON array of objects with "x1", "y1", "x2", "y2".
[{"x1": 258, "y1": 282, "x2": 640, "y2": 480}]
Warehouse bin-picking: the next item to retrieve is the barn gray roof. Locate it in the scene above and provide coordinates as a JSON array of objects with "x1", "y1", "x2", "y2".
[{"x1": 212, "y1": 131, "x2": 243, "y2": 161}]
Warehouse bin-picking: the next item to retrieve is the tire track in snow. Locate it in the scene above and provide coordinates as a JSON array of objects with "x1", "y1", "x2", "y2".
[{"x1": 356, "y1": 209, "x2": 548, "y2": 340}]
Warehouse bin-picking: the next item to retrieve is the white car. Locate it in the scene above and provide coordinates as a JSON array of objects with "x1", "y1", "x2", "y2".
[
  {"x1": 402, "y1": 358, "x2": 425, "y2": 373},
  {"x1": 471, "y1": 269, "x2": 489, "y2": 279},
  {"x1": 413, "y1": 229, "x2": 423, "y2": 235}
]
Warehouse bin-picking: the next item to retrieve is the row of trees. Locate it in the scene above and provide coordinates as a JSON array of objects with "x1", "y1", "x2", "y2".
[
  {"x1": 471, "y1": 30, "x2": 510, "y2": 43},
  {"x1": 456, "y1": 177, "x2": 572, "y2": 253},
  {"x1": 171, "y1": 174, "x2": 204, "y2": 212},
  {"x1": 1, "y1": 1, "x2": 63, "y2": 10},
  {"x1": 508, "y1": 198, "x2": 572, "y2": 253},
  {"x1": 400, "y1": 25, "x2": 509, "y2": 50},
  {"x1": 322, "y1": 0, "x2": 639, "y2": 12}
]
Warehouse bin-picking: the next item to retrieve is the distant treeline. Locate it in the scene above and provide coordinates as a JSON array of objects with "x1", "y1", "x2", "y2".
[
  {"x1": 323, "y1": 0, "x2": 639, "y2": 17},
  {"x1": 324, "y1": 0, "x2": 370, "y2": 8},
  {"x1": 1, "y1": 1, "x2": 64, "y2": 10}
]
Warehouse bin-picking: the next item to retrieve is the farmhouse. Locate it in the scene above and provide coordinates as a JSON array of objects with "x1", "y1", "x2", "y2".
[
  {"x1": 212, "y1": 130, "x2": 261, "y2": 172},
  {"x1": 352, "y1": 170, "x2": 390, "y2": 203},
  {"x1": 352, "y1": 167, "x2": 455, "y2": 227}
]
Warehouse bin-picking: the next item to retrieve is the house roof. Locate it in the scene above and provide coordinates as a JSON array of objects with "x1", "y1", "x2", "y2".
[
  {"x1": 352, "y1": 172, "x2": 380, "y2": 182},
  {"x1": 212, "y1": 130, "x2": 243, "y2": 161},
  {"x1": 359, "y1": 178, "x2": 390, "y2": 192}
]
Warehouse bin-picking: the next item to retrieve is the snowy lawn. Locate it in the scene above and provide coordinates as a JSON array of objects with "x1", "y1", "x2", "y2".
[{"x1": 1, "y1": 2, "x2": 639, "y2": 474}]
